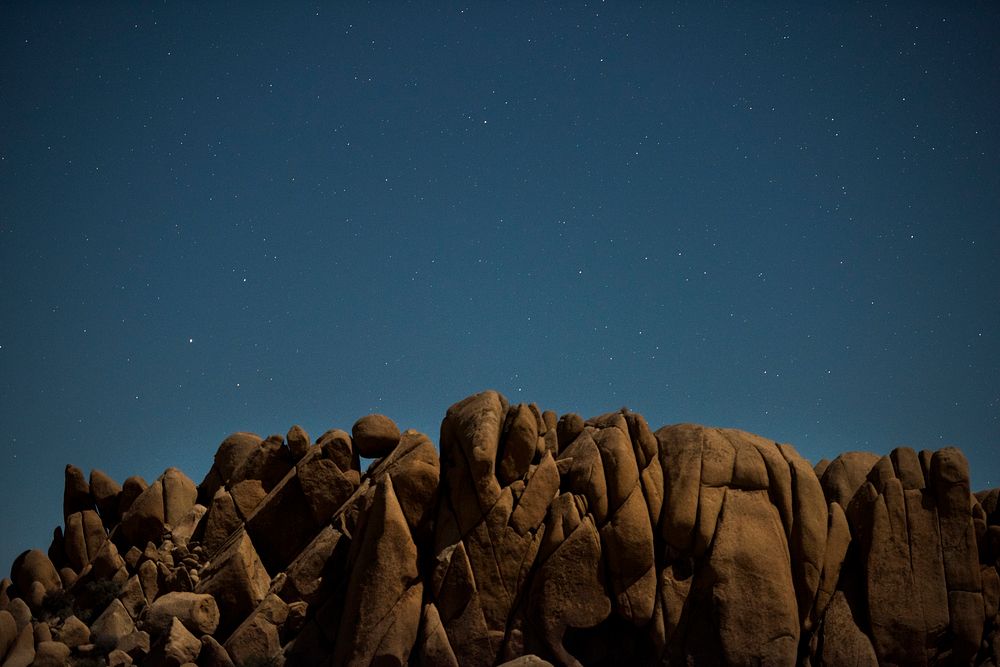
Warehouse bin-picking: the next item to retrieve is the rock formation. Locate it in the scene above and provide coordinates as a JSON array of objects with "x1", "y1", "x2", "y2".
[{"x1": 2, "y1": 390, "x2": 998, "y2": 666}]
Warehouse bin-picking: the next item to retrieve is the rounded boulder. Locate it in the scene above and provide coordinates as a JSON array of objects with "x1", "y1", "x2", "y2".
[
  {"x1": 10, "y1": 549, "x2": 61, "y2": 599},
  {"x1": 352, "y1": 415, "x2": 401, "y2": 458}
]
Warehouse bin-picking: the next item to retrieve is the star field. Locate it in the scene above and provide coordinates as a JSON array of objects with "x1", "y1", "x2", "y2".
[{"x1": 1, "y1": 3, "x2": 998, "y2": 568}]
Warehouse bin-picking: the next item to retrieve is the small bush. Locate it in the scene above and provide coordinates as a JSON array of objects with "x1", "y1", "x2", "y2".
[
  {"x1": 40, "y1": 588, "x2": 75, "y2": 620},
  {"x1": 243, "y1": 656, "x2": 282, "y2": 667},
  {"x1": 71, "y1": 658, "x2": 107, "y2": 667},
  {"x1": 75, "y1": 579, "x2": 123, "y2": 623}
]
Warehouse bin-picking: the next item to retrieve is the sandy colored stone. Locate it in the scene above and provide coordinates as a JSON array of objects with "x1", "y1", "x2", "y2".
[
  {"x1": 655, "y1": 423, "x2": 702, "y2": 553},
  {"x1": 510, "y1": 453, "x2": 559, "y2": 536},
  {"x1": 531, "y1": 505, "x2": 611, "y2": 667},
  {"x1": 227, "y1": 479, "x2": 265, "y2": 520},
  {"x1": 244, "y1": 467, "x2": 323, "y2": 573},
  {"x1": 137, "y1": 558, "x2": 160, "y2": 603},
  {"x1": 116, "y1": 629, "x2": 151, "y2": 660},
  {"x1": 197, "y1": 432, "x2": 262, "y2": 504},
  {"x1": 316, "y1": 428, "x2": 355, "y2": 474},
  {"x1": 729, "y1": 435, "x2": 770, "y2": 490},
  {"x1": 415, "y1": 602, "x2": 458, "y2": 667},
  {"x1": 6, "y1": 598, "x2": 30, "y2": 632},
  {"x1": 118, "y1": 575, "x2": 146, "y2": 619},
  {"x1": 58, "y1": 615, "x2": 89, "y2": 648},
  {"x1": 63, "y1": 464, "x2": 92, "y2": 519},
  {"x1": 161, "y1": 468, "x2": 197, "y2": 528},
  {"x1": 296, "y1": 453, "x2": 356, "y2": 525},
  {"x1": 556, "y1": 413, "x2": 584, "y2": 451},
  {"x1": 428, "y1": 539, "x2": 492, "y2": 666},
  {"x1": 216, "y1": 433, "x2": 264, "y2": 484},
  {"x1": 229, "y1": 435, "x2": 293, "y2": 494},
  {"x1": 90, "y1": 468, "x2": 123, "y2": 527},
  {"x1": 811, "y1": 501, "x2": 850, "y2": 624},
  {"x1": 107, "y1": 649, "x2": 134, "y2": 666},
  {"x1": 223, "y1": 593, "x2": 287, "y2": 667},
  {"x1": 198, "y1": 635, "x2": 235, "y2": 667},
  {"x1": 154, "y1": 617, "x2": 201, "y2": 666},
  {"x1": 820, "y1": 451, "x2": 880, "y2": 508},
  {"x1": 170, "y1": 504, "x2": 207, "y2": 547},
  {"x1": 9, "y1": 549, "x2": 60, "y2": 599},
  {"x1": 276, "y1": 525, "x2": 346, "y2": 606},
  {"x1": 498, "y1": 657, "x2": 555, "y2": 667},
  {"x1": 0, "y1": 611, "x2": 17, "y2": 661},
  {"x1": 30, "y1": 641, "x2": 70, "y2": 667},
  {"x1": 194, "y1": 529, "x2": 270, "y2": 640},
  {"x1": 90, "y1": 599, "x2": 136, "y2": 650},
  {"x1": 372, "y1": 430, "x2": 440, "y2": 537},
  {"x1": 33, "y1": 622, "x2": 51, "y2": 644},
  {"x1": 498, "y1": 404, "x2": 538, "y2": 485},
  {"x1": 0, "y1": 623, "x2": 34, "y2": 667},
  {"x1": 352, "y1": 413, "x2": 401, "y2": 458},
  {"x1": 333, "y1": 476, "x2": 423, "y2": 666},
  {"x1": 857, "y1": 479, "x2": 927, "y2": 665},
  {"x1": 439, "y1": 390, "x2": 507, "y2": 532},
  {"x1": 146, "y1": 592, "x2": 220, "y2": 637},
  {"x1": 286, "y1": 424, "x2": 311, "y2": 461},
  {"x1": 120, "y1": 479, "x2": 166, "y2": 547},
  {"x1": 709, "y1": 488, "x2": 799, "y2": 666},
  {"x1": 557, "y1": 429, "x2": 609, "y2": 523},
  {"x1": 202, "y1": 490, "x2": 242, "y2": 557},
  {"x1": 779, "y1": 442, "x2": 828, "y2": 628},
  {"x1": 118, "y1": 475, "x2": 149, "y2": 519},
  {"x1": 903, "y1": 486, "x2": 949, "y2": 658},
  {"x1": 62, "y1": 512, "x2": 89, "y2": 571},
  {"x1": 815, "y1": 591, "x2": 877, "y2": 666},
  {"x1": 890, "y1": 446, "x2": 925, "y2": 489}
]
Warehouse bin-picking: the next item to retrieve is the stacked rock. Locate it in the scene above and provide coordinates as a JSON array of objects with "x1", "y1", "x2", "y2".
[{"x1": 1, "y1": 393, "x2": 998, "y2": 666}]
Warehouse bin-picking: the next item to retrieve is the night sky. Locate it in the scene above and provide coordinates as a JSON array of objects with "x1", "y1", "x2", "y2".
[{"x1": 1, "y1": 3, "x2": 998, "y2": 569}]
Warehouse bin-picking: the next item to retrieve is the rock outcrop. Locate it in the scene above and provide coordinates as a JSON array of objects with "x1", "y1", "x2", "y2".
[{"x1": 1, "y1": 390, "x2": 997, "y2": 666}]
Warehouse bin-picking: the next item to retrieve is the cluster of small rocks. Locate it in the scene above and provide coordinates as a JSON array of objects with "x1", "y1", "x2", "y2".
[{"x1": 1, "y1": 390, "x2": 999, "y2": 666}]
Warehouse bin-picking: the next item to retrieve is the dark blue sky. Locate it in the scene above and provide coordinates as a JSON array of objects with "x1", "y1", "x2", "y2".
[{"x1": 2, "y1": 3, "x2": 998, "y2": 569}]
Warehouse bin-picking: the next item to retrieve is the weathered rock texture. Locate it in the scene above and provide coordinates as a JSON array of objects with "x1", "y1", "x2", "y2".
[{"x1": 2, "y1": 392, "x2": 998, "y2": 666}]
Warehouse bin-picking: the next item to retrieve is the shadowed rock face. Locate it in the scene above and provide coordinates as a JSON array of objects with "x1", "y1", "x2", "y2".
[{"x1": 2, "y1": 390, "x2": 999, "y2": 667}]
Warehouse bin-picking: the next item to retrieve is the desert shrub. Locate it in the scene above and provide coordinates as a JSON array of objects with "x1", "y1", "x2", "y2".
[
  {"x1": 243, "y1": 656, "x2": 282, "y2": 667},
  {"x1": 71, "y1": 658, "x2": 107, "y2": 667},
  {"x1": 75, "y1": 579, "x2": 123, "y2": 623},
  {"x1": 39, "y1": 588, "x2": 75, "y2": 620}
]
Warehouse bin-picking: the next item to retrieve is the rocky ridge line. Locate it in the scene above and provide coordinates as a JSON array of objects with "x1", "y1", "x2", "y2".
[{"x1": 1, "y1": 390, "x2": 998, "y2": 666}]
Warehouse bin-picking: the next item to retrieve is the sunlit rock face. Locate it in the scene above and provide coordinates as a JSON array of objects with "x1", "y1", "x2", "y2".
[{"x1": 2, "y1": 390, "x2": 998, "y2": 666}]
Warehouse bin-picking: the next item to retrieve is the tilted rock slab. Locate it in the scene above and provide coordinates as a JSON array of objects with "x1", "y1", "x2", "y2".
[{"x1": 2, "y1": 390, "x2": 998, "y2": 667}]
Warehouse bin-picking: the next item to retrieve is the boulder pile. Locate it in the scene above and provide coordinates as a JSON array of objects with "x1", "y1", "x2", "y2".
[{"x1": 2, "y1": 390, "x2": 998, "y2": 666}]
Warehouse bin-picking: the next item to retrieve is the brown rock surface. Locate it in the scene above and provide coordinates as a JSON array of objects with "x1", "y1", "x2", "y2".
[
  {"x1": 814, "y1": 591, "x2": 878, "y2": 666},
  {"x1": 2, "y1": 391, "x2": 998, "y2": 667},
  {"x1": 710, "y1": 488, "x2": 799, "y2": 666},
  {"x1": 63, "y1": 464, "x2": 92, "y2": 519},
  {"x1": 90, "y1": 468, "x2": 123, "y2": 527},
  {"x1": 58, "y1": 615, "x2": 90, "y2": 648},
  {"x1": 332, "y1": 476, "x2": 423, "y2": 666},
  {"x1": 352, "y1": 413, "x2": 401, "y2": 458},
  {"x1": 1, "y1": 623, "x2": 33, "y2": 667},
  {"x1": 151, "y1": 617, "x2": 201, "y2": 666},
  {"x1": 286, "y1": 424, "x2": 311, "y2": 461},
  {"x1": 222, "y1": 593, "x2": 287, "y2": 667},
  {"x1": 194, "y1": 529, "x2": 270, "y2": 641},
  {"x1": 90, "y1": 599, "x2": 136, "y2": 650},
  {"x1": 32, "y1": 640, "x2": 70, "y2": 667},
  {"x1": 146, "y1": 592, "x2": 220, "y2": 637},
  {"x1": 9, "y1": 549, "x2": 60, "y2": 600},
  {"x1": 0, "y1": 611, "x2": 17, "y2": 661}
]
